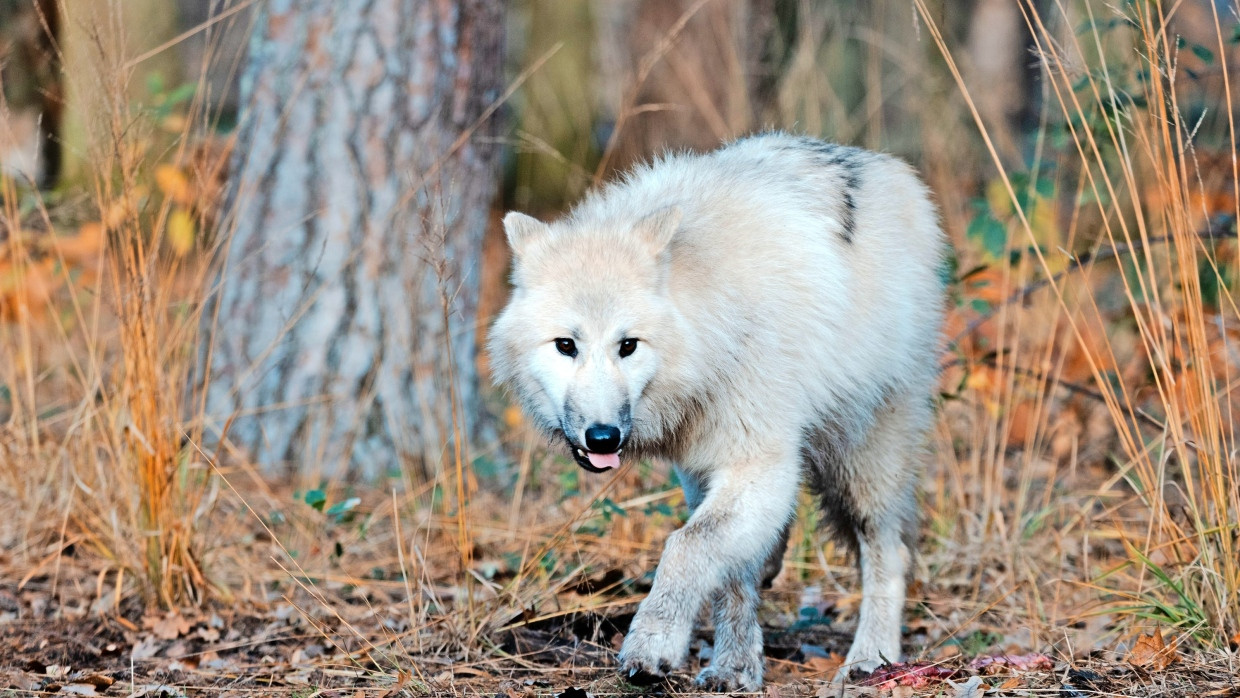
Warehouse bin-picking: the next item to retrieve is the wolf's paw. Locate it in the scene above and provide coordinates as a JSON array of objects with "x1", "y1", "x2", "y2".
[
  {"x1": 836, "y1": 640, "x2": 896, "y2": 682},
  {"x1": 695, "y1": 658, "x2": 764, "y2": 693},
  {"x1": 617, "y1": 622, "x2": 688, "y2": 685}
]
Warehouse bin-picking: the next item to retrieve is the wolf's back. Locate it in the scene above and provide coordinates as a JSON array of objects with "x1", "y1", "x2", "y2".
[{"x1": 570, "y1": 133, "x2": 946, "y2": 420}]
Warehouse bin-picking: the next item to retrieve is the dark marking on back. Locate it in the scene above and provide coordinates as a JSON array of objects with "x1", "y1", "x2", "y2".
[
  {"x1": 777, "y1": 137, "x2": 866, "y2": 244},
  {"x1": 839, "y1": 177, "x2": 858, "y2": 244}
]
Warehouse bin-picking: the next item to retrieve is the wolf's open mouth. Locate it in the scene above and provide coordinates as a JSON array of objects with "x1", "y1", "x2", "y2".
[{"x1": 565, "y1": 437, "x2": 624, "y2": 473}]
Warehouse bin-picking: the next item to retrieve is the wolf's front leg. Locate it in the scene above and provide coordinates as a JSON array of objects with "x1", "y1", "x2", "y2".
[
  {"x1": 695, "y1": 575, "x2": 764, "y2": 691},
  {"x1": 618, "y1": 453, "x2": 799, "y2": 688}
]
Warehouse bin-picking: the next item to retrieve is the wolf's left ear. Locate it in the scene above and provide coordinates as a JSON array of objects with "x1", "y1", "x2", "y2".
[
  {"x1": 634, "y1": 206, "x2": 682, "y2": 255},
  {"x1": 503, "y1": 211, "x2": 549, "y2": 260}
]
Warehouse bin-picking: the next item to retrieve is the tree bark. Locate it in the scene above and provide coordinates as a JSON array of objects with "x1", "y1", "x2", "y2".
[{"x1": 202, "y1": 0, "x2": 502, "y2": 480}]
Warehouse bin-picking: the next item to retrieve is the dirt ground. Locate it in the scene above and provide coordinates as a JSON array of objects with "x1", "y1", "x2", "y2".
[{"x1": 2, "y1": 501, "x2": 1237, "y2": 698}]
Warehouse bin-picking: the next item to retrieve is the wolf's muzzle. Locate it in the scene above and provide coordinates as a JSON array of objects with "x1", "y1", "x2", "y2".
[{"x1": 563, "y1": 430, "x2": 626, "y2": 473}]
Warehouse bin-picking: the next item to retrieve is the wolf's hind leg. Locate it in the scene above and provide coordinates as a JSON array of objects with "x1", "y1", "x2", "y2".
[
  {"x1": 761, "y1": 522, "x2": 790, "y2": 588},
  {"x1": 846, "y1": 505, "x2": 912, "y2": 675},
  {"x1": 817, "y1": 396, "x2": 926, "y2": 678}
]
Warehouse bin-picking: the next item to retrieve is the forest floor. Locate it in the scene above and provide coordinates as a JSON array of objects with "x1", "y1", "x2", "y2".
[{"x1": 1, "y1": 477, "x2": 1237, "y2": 698}]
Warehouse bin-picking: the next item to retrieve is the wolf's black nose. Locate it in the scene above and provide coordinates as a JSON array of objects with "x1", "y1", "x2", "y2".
[{"x1": 585, "y1": 424, "x2": 622, "y2": 453}]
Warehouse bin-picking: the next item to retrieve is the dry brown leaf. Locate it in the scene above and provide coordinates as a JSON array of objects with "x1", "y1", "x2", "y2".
[
  {"x1": 934, "y1": 644, "x2": 961, "y2": 660},
  {"x1": 73, "y1": 675, "x2": 113, "y2": 689},
  {"x1": 803, "y1": 653, "x2": 845, "y2": 676},
  {"x1": 155, "y1": 164, "x2": 193, "y2": 205},
  {"x1": 997, "y1": 677, "x2": 1021, "y2": 690},
  {"x1": 1125, "y1": 628, "x2": 1179, "y2": 671},
  {"x1": 1005, "y1": 399, "x2": 1038, "y2": 448},
  {"x1": 45, "y1": 222, "x2": 106, "y2": 264},
  {"x1": 143, "y1": 611, "x2": 191, "y2": 640},
  {"x1": 0, "y1": 258, "x2": 58, "y2": 319},
  {"x1": 969, "y1": 653, "x2": 1054, "y2": 674}
]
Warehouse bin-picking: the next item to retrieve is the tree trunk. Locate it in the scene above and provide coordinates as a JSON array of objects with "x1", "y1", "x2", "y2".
[{"x1": 202, "y1": 0, "x2": 502, "y2": 480}]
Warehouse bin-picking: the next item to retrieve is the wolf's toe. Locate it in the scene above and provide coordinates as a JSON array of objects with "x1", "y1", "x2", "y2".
[
  {"x1": 618, "y1": 659, "x2": 671, "y2": 686},
  {"x1": 695, "y1": 662, "x2": 763, "y2": 693}
]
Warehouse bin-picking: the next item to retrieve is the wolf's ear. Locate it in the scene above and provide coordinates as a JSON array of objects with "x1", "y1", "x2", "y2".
[
  {"x1": 634, "y1": 206, "x2": 682, "y2": 255},
  {"x1": 503, "y1": 211, "x2": 550, "y2": 260}
]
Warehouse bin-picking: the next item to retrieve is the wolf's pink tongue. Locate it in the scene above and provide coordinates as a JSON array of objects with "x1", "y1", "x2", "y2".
[{"x1": 586, "y1": 452, "x2": 621, "y2": 470}]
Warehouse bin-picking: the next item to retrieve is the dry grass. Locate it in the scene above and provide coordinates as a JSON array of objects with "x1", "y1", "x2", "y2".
[{"x1": 1, "y1": 0, "x2": 1239, "y2": 695}]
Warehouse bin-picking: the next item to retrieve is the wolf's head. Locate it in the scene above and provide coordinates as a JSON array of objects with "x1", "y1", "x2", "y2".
[{"x1": 488, "y1": 208, "x2": 683, "y2": 473}]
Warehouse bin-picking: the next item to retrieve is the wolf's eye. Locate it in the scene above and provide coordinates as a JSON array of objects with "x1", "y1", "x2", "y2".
[
  {"x1": 618, "y1": 338, "x2": 638, "y2": 358},
  {"x1": 554, "y1": 338, "x2": 578, "y2": 358}
]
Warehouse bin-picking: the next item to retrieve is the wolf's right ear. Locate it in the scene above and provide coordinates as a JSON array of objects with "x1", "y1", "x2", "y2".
[
  {"x1": 634, "y1": 206, "x2": 682, "y2": 256},
  {"x1": 503, "y1": 211, "x2": 550, "y2": 260}
]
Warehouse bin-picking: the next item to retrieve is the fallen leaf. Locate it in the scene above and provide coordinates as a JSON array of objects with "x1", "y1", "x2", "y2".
[
  {"x1": 1, "y1": 670, "x2": 41, "y2": 691},
  {"x1": 968, "y1": 652, "x2": 1054, "y2": 674},
  {"x1": 934, "y1": 644, "x2": 961, "y2": 660},
  {"x1": 72, "y1": 675, "x2": 114, "y2": 689},
  {"x1": 1125, "y1": 628, "x2": 1179, "y2": 671},
  {"x1": 125, "y1": 685, "x2": 185, "y2": 698},
  {"x1": 131, "y1": 635, "x2": 162, "y2": 660},
  {"x1": 949, "y1": 675, "x2": 985, "y2": 698},
  {"x1": 1065, "y1": 668, "x2": 1108, "y2": 691},
  {"x1": 143, "y1": 611, "x2": 191, "y2": 640},
  {"x1": 863, "y1": 661, "x2": 957, "y2": 688},
  {"x1": 804, "y1": 653, "x2": 845, "y2": 676}
]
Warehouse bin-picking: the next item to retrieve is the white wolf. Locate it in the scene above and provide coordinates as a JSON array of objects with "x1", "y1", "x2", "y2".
[{"x1": 488, "y1": 133, "x2": 945, "y2": 691}]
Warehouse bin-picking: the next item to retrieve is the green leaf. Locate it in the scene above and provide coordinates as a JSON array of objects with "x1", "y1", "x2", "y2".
[
  {"x1": 644, "y1": 501, "x2": 674, "y2": 517},
  {"x1": 303, "y1": 488, "x2": 326, "y2": 512},
  {"x1": 145, "y1": 71, "x2": 165, "y2": 96},
  {"x1": 326, "y1": 497, "x2": 361, "y2": 522},
  {"x1": 558, "y1": 467, "x2": 580, "y2": 497},
  {"x1": 1191, "y1": 43, "x2": 1214, "y2": 64},
  {"x1": 593, "y1": 497, "x2": 628, "y2": 521},
  {"x1": 967, "y1": 210, "x2": 1008, "y2": 259},
  {"x1": 165, "y1": 83, "x2": 197, "y2": 106},
  {"x1": 1034, "y1": 175, "x2": 1055, "y2": 199}
]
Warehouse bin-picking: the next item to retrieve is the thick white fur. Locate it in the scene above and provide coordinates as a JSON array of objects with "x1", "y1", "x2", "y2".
[{"x1": 488, "y1": 133, "x2": 945, "y2": 690}]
